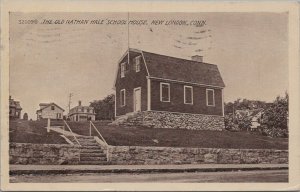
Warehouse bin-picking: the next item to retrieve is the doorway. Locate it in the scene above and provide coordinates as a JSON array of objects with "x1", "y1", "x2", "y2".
[{"x1": 133, "y1": 87, "x2": 141, "y2": 112}]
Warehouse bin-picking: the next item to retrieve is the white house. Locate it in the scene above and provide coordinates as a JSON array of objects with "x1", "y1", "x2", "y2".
[
  {"x1": 68, "y1": 101, "x2": 96, "y2": 121},
  {"x1": 36, "y1": 103, "x2": 64, "y2": 120}
]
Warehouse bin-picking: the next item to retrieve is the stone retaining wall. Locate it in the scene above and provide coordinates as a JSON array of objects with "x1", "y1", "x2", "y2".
[
  {"x1": 115, "y1": 111, "x2": 225, "y2": 131},
  {"x1": 10, "y1": 143, "x2": 80, "y2": 165},
  {"x1": 107, "y1": 146, "x2": 288, "y2": 165}
]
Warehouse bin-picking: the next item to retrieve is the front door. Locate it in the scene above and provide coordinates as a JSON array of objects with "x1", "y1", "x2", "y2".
[{"x1": 134, "y1": 88, "x2": 141, "y2": 112}]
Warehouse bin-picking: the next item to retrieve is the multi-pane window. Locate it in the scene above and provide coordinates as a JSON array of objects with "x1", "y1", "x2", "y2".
[
  {"x1": 160, "y1": 83, "x2": 170, "y2": 102},
  {"x1": 51, "y1": 106, "x2": 55, "y2": 110},
  {"x1": 206, "y1": 89, "x2": 215, "y2": 106},
  {"x1": 135, "y1": 56, "x2": 141, "y2": 72},
  {"x1": 120, "y1": 63, "x2": 126, "y2": 78},
  {"x1": 120, "y1": 89, "x2": 126, "y2": 106},
  {"x1": 184, "y1": 86, "x2": 193, "y2": 104}
]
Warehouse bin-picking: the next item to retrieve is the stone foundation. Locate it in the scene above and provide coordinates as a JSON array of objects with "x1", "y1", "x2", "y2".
[
  {"x1": 9, "y1": 143, "x2": 80, "y2": 165},
  {"x1": 115, "y1": 111, "x2": 225, "y2": 131},
  {"x1": 107, "y1": 146, "x2": 288, "y2": 165}
]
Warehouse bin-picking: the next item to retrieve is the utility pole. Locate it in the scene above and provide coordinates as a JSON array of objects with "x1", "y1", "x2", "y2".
[
  {"x1": 68, "y1": 93, "x2": 73, "y2": 113},
  {"x1": 127, "y1": 12, "x2": 130, "y2": 64}
]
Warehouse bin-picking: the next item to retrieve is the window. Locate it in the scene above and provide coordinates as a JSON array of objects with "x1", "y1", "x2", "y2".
[
  {"x1": 206, "y1": 89, "x2": 215, "y2": 106},
  {"x1": 160, "y1": 83, "x2": 170, "y2": 102},
  {"x1": 120, "y1": 63, "x2": 126, "y2": 78},
  {"x1": 51, "y1": 106, "x2": 55, "y2": 110},
  {"x1": 135, "y1": 56, "x2": 141, "y2": 72},
  {"x1": 120, "y1": 89, "x2": 126, "y2": 106},
  {"x1": 184, "y1": 86, "x2": 193, "y2": 104}
]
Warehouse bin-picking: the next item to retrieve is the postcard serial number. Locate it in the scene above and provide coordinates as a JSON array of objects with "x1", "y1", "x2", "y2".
[{"x1": 18, "y1": 19, "x2": 39, "y2": 24}]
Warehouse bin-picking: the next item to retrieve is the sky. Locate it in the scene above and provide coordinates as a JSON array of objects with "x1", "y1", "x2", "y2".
[{"x1": 9, "y1": 12, "x2": 288, "y2": 120}]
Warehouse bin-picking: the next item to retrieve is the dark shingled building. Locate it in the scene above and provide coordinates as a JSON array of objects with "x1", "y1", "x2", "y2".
[{"x1": 113, "y1": 48, "x2": 225, "y2": 131}]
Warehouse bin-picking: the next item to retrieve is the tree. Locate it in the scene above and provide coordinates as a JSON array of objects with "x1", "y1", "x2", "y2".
[
  {"x1": 90, "y1": 94, "x2": 115, "y2": 120},
  {"x1": 224, "y1": 99, "x2": 267, "y2": 115},
  {"x1": 23, "y1": 113, "x2": 28, "y2": 120},
  {"x1": 261, "y1": 93, "x2": 288, "y2": 138},
  {"x1": 224, "y1": 98, "x2": 267, "y2": 131}
]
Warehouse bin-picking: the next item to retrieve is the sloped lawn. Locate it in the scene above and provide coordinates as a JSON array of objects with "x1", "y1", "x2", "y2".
[
  {"x1": 9, "y1": 120, "x2": 67, "y2": 144},
  {"x1": 9, "y1": 120, "x2": 288, "y2": 149},
  {"x1": 67, "y1": 121, "x2": 288, "y2": 150}
]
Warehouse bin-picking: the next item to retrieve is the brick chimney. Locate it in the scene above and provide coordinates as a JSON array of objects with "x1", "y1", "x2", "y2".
[
  {"x1": 78, "y1": 100, "x2": 82, "y2": 106},
  {"x1": 191, "y1": 55, "x2": 203, "y2": 62}
]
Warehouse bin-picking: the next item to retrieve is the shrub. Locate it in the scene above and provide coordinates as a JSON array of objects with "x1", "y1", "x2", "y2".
[
  {"x1": 224, "y1": 113, "x2": 239, "y2": 131},
  {"x1": 261, "y1": 93, "x2": 288, "y2": 138}
]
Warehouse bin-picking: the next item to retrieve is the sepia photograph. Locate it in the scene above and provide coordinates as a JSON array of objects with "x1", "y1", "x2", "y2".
[{"x1": 1, "y1": 1, "x2": 299, "y2": 191}]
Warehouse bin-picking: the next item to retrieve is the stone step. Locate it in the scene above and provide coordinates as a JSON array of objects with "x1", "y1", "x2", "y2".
[
  {"x1": 80, "y1": 152, "x2": 106, "y2": 157},
  {"x1": 81, "y1": 148, "x2": 104, "y2": 153},
  {"x1": 77, "y1": 136, "x2": 94, "y2": 139},
  {"x1": 71, "y1": 141, "x2": 99, "y2": 145},
  {"x1": 77, "y1": 137, "x2": 96, "y2": 140},
  {"x1": 80, "y1": 156, "x2": 107, "y2": 161},
  {"x1": 81, "y1": 145, "x2": 103, "y2": 149},
  {"x1": 80, "y1": 143, "x2": 99, "y2": 146},
  {"x1": 78, "y1": 161, "x2": 110, "y2": 165},
  {"x1": 78, "y1": 140, "x2": 97, "y2": 144}
]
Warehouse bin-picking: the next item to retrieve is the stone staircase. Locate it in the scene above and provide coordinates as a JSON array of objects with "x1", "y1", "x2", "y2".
[{"x1": 67, "y1": 135, "x2": 109, "y2": 165}]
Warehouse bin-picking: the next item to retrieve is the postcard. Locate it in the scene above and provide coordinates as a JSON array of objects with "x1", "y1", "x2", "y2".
[{"x1": 1, "y1": 0, "x2": 299, "y2": 191}]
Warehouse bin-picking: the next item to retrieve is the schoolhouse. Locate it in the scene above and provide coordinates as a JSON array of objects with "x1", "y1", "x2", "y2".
[{"x1": 113, "y1": 48, "x2": 225, "y2": 130}]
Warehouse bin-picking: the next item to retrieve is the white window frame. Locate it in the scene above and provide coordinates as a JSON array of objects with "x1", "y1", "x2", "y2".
[
  {"x1": 184, "y1": 85, "x2": 193, "y2": 105},
  {"x1": 206, "y1": 88, "x2": 215, "y2": 107},
  {"x1": 120, "y1": 89, "x2": 126, "y2": 107},
  {"x1": 135, "y1": 56, "x2": 141, "y2": 72},
  {"x1": 160, "y1": 82, "x2": 170, "y2": 102},
  {"x1": 120, "y1": 62, "x2": 126, "y2": 78}
]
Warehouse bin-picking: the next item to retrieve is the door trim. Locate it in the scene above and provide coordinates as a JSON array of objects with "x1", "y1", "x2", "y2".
[{"x1": 133, "y1": 87, "x2": 142, "y2": 112}]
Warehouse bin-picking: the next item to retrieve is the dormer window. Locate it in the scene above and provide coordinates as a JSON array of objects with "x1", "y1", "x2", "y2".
[
  {"x1": 120, "y1": 62, "x2": 126, "y2": 78},
  {"x1": 134, "y1": 56, "x2": 141, "y2": 72}
]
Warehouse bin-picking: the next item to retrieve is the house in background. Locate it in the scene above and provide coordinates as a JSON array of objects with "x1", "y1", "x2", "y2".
[
  {"x1": 36, "y1": 103, "x2": 64, "y2": 120},
  {"x1": 113, "y1": 48, "x2": 225, "y2": 130},
  {"x1": 235, "y1": 109, "x2": 264, "y2": 131},
  {"x1": 9, "y1": 96, "x2": 22, "y2": 119},
  {"x1": 68, "y1": 101, "x2": 96, "y2": 121}
]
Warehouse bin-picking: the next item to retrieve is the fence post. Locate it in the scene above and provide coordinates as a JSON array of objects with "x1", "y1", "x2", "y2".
[
  {"x1": 89, "y1": 121, "x2": 91, "y2": 136},
  {"x1": 47, "y1": 118, "x2": 50, "y2": 133}
]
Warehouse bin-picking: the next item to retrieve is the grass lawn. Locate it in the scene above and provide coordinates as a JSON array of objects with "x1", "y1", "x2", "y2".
[
  {"x1": 9, "y1": 120, "x2": 67, "y2": 144},
  {"x1": 9, "y1": 120, "x2": 288, "y2": 149},
  {"x1": 67, "y1": 121, "x2": 288, "y2": 150}
]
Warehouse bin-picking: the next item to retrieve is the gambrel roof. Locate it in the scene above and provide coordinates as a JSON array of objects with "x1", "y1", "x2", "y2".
[
  {"x1": 142, "y1": 51, "x2": 225, "y2": 88},
  {"x1": 114, "y1": 48, "x2": 225, "y2": 88}
]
